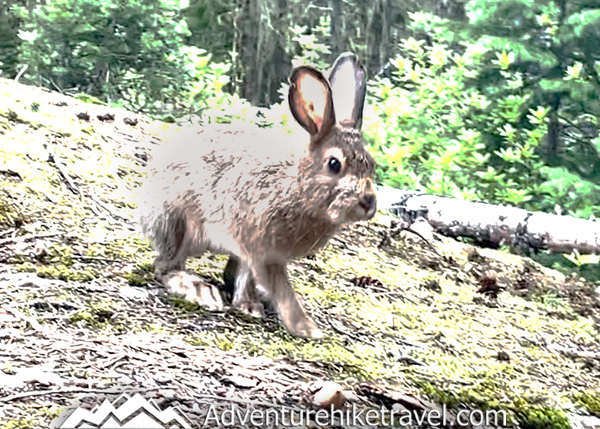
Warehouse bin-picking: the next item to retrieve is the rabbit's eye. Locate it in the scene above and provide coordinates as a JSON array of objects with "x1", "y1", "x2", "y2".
[{"x1": 328, "y1": 157, "x2": 342, "y2": 174}]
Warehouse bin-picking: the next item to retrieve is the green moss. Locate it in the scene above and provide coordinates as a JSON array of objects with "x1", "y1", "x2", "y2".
[
  {"x1": 414, "y1": 380, "x2": 571, "y2": 429},
  {"x1": 102, "y1": 237, "x2": 153, "y2": 260},
  {"x1": 46, "y1": 244, "x2": 75, "y2": 266},
  {"x1": 0, "y1": 417, "x2": 37, "y2": 429},
  {"x1": 23, "y1": 264, "x2": 98, "y2": 282},
  {"x1": 69, "y1": 302, "x2": 125, "y2": 332},
  {"x1": 74, "y1": 93, "x2": 107, "y2": 105},
  {"x1": 123, "y1": 272, "x2": 148, "y2": 286},
  {"x1": 0, "y1": 191, "x2": 27, "y2": 228},
  {"x1": 138, "y1": 261, "x2": 154, "y2": 272},
  {"x1": 514, "y1": 402, "x2": 570, "y2": 429},
  {"x1": 413, "y1": 380, "x2": 465, "y2": 409},
  {"x1": 165, "y1": 295, "x2": 207, "y2": 313},
  {"x1": 123, "y1": 264, "x2": 154, "y2": 286},
  {"x1": 573, "y1": 391, "x2": 600, "y2": 416}
]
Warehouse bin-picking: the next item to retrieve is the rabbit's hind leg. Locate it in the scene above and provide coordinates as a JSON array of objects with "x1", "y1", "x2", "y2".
[
  {"x1": 152, "y1": 212, "x2": 190, "y2": 280},
  {"x1": 154, "y1": 211, "x2": 224, "y2": 311},
  {"x1": 253, "y1": 261, "x2": 323, "y2": 339}
]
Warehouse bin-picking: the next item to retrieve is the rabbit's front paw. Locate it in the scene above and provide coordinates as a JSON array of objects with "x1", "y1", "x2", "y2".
[
  {"x1": 163, "y1": 271, "x2": 224, "y2": 311},
  {"x1": 287, "y1": 317, "x2": 323, "y2": 339}
]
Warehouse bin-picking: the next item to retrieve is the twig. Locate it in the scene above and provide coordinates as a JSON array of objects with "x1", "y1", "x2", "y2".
[
  {"x1": 97, "y1": 354, "x2": 128, "y2": 369},
  {"x1": 0, "y1": 386, "x2": 161, "y2": 403},
  {"x1": 402, "y1": 225, "x2": 440, "y2": 255},
  {"x1": 71, "y1": 254, "x2": 119, "y2": 263},
  {"x1": 88, "y1": 188, "x2": 131, "y2": 223},
  {"x1": 0, "y1": 232, "x2": 61, "y2": 246},
  {"x1": 0, "y1": 228, "x2": 16, "y2": 238},
  {"x1": 14, "y1": 65, "x2": 28, "y2": 83},
  {"x1": 328, "y1": 319, "x2": 373, "y2": 346},
  {"x1": 44, "y1": 143, "x2": 80, "y2": 195},
  {"x1": 45, "y1": 77, "x2": 64, "y2": 94},
  {"x1": 195, "y1": 394, "x2": 302, "y2": 411}
]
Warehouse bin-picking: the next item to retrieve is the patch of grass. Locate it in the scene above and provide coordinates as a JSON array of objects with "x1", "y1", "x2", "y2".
[
  {"x1": 415, "y1": 380, "x2": 571, "y2": 429},
  {"x1": 573, "y1": 391, "x2": 600, "y2": 416},
  {"x1": 0, "y1": 417, "x2": 38, "y2": 429},
  {"x1": 17, "y1": 262, "x2": 99, "y2": 282},
  {"x1": 513, "y1": 400, "x2": 570, "y2": 429},
  {"x1": 188, "y1": 316, "x2": 403, "y2": 381},
  {"x1": 69, "y1": 302, "x2": 125, "y2": 332},
  {"x1": 123, "y1": 262, "x2": 154, "y2": 286},
  {"x1": 0, "y1": 190, "x2": 28, "y2": 228},
  {"x1": 102, "y1": 237, "x2": 154, "y2": 261},
  {"x1": 164, "y1": 295, "x2": 208, "y2": 314},
  {"x1": 46, "y1": 244, "x2": 75, "y2": 266}
]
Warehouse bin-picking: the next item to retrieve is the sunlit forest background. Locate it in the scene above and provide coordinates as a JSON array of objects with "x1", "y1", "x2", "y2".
[{"x1": 1, "y1": 0, "x2": 599, "y2": 221}]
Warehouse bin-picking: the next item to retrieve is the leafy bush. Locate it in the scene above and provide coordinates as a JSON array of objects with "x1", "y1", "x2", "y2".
[
  {"x1": 363, "y1": 34, "x2": 600, "y2": 219},
  {"x1": 15, "y1": 0, "x2": 216, "y2": 115},
  {"x1": 366, "y1": 38, "x2": 530, "y2": 202}
]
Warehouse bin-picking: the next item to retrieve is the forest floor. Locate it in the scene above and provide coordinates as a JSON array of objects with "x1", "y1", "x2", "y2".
[{"x1": 1, "y1": 77, "x2": 599, "y2": 429}]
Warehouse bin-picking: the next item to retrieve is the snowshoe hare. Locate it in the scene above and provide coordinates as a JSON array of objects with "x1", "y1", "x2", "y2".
[{"x1": 140, "y1": 53, "x2": 377, "y2": 338}]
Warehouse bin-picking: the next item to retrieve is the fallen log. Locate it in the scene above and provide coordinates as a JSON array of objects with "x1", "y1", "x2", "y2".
[{"x1": 377, "y1": 187, "x2": 600, "y2": 256}]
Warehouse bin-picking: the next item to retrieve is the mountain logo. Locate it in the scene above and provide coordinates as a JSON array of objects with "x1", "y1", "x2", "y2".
[{"x1": 53, "y1": 392, "x2": 193, "y2": 428}]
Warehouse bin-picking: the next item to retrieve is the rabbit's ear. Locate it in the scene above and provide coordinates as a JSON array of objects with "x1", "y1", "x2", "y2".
[
  {"x1": 289, "y1": 67, "x2": 335, "y2": 137},
  {"x1": 329, "y1": 52, "x2": 367, "y2": 130}
]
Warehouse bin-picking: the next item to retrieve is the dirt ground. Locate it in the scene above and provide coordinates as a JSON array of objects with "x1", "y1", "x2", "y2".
[{"x1": 1, "y1": 77, "x2": 599, "y2": 429}]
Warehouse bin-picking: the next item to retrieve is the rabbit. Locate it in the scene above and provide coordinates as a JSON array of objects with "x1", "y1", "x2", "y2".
[{"x1": 139, "y1": 52, "x2": 377, "y2": 339}]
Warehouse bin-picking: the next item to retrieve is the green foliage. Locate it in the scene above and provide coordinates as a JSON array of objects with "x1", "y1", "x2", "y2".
[
  {"x1": 188, "y1": 49, "x2": 232, "y2": 114},
  {"x1": 289, "y1": 16, "x2": 332, "y2": 70},
  {"x1": 184, "y1": 0, "x2": 235, "y2": 63},
  {"x1": 536, "y1": 166, "x2": 600, "y2": 218},
  {"x1": 15, "y1": 0, "x2": 214, "y2": 115},
  {"x1": 0, "y1": 1, "x2": 22, "y2": 77},
  {"x1": 370, "y1": 7, "x2": 600, "y2": 219},
  {"x1": 364, "y1": 37, "x2": 546, "y2": 206}
]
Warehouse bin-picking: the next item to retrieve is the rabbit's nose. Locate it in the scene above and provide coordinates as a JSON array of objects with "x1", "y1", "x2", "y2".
[{"x1": 359, "y1": 193, "x2": 376, "y2": 213}]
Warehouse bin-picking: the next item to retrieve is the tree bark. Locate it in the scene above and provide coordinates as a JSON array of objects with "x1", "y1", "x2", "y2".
[
  {"x1": 330, "y1": 0, "x2": 344, "y2": 60},
  {"x1": 379, "y1": 188, "x2": 600, "y2": 255},
  {"x1": 546, "y1": 92, "x2": 561, "y2": 163},
  {"x1": 366, "y1": 0, "x2": 383, "y2": 74}
]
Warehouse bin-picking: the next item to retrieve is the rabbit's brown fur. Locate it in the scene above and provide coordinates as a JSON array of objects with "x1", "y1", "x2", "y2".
[{"x1": 140, "y1": 54, "x2": 376, "y2": 338}]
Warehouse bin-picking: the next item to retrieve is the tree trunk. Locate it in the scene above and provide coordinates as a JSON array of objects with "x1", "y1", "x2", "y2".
[
  {"x1": 330, "y1": 0, "x2": 344, "y2": 59},
  {"x1": 379, "y1": 188, "x2": 600, "y2": 255},
  {"x1": 546, "y1": 92, "x2": 561, "y2": 164}
]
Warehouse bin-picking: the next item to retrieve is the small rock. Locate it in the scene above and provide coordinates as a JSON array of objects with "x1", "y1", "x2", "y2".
[
  {"x1": 123, "y1": 117, "x2": 138, "y2": 126},
  {"x1": 496, "y1": 350, "x2": 510, "y2": 362},
  {"x1": 120, "y1": 285, "x2": 149, "y2": 300},
  {"x1": 226, "y1": 375, "x2": 258, "y2": 389},
  {"x1": 97, "y1": 113, "x2": 115, "y2": 122},
  {"x1": 313, "y1": 381, "x2": 346, "y2": 410}
]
